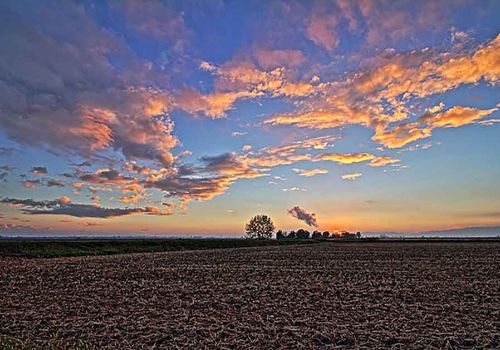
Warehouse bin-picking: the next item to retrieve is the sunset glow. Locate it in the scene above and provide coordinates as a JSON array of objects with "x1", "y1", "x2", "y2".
[{"x1": 0, "y1": 0, "x2": 499, "y2": 236}]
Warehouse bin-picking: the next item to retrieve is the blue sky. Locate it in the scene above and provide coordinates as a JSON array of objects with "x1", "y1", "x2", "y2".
[{"x1": 0, "y1": 0, "x2": 499, "y2": 236}]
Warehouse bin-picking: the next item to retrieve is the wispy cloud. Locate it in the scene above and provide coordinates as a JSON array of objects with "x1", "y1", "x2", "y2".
[
  {"x1": 292, "y1": 168, "x2": 328, "y2": 177},
  {"x1": 341, "y1": 173, "x2": 362, "y2": 181},
  {"x1": 282, "y1": 187, "x2": 306, "y2": 192},
  {"x1": 0, "y1": 197, "x2": 165, "y2": 218}
]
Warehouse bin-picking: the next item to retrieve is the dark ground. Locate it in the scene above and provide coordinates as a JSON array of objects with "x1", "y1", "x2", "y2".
[
  {"x1": 1, "y1": 242, "x2": 499, "y2": 349},
  {"x1": 0, "y1": 238, "x2": 317, "y2": 258}
]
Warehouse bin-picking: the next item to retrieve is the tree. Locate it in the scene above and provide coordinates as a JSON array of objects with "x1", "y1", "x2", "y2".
[
  {"x1": 296, "y1": 229, "x2": 310, "y2": 239},
  {"x1": 322, "y1": 231, "x2": 330, "y2": 239},
  {"x1": 312, "y1": 230, "x2": 322, "y2": 239},
  {"x1": 245, "y1": 215, "x2": 275, "y2": 239},
  {"x1": 276, "y1": 230, "x2": 287, "y2": 240},
  {"x1": 287, "y1": 230, "x2": 296, "y2": 239}
]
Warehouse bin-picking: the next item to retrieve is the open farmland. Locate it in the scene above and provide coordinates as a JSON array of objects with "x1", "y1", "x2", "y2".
[
  {"x1": 0, "y1": 238, "x2": 317, "y2": 259},
  {"x1": 1, "y1": 242, "x2": 499, "y2": 349}
]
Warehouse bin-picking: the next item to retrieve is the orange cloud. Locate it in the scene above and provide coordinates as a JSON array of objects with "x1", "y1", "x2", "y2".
[
  {"x1": 372, "y1": 123, "x2": 433, "y2": 149},
  {"x1": 315, "y1": 152, "x2": 375, "y2": 164},
  {"x1": 369, "y1": 156, "x2": 400, "y2": 167},
  {"x1": 175, "y1": 88, "x2": 260, "y2": 118},
  {"x1": 120, "y1": 193, "x2": 146, "y2": 204},
  {"x1": 425, "y1": 106, "x2": 498, "y2": 129},
  {"x1": 242, "y1": 136, "x2": 336, "y2": 167},
  {"x1": 179, "y1": 58, "x2": 320, "y2": 118},
  {"x1": 341, "y1": 173, "x2": 362, "y2": 180},
  {"x1": 265, "y1": 34, "x2": 500, "y2": 149},
  {"x1": 373, "y1": 106, "x2": 497, "y2": 148}
]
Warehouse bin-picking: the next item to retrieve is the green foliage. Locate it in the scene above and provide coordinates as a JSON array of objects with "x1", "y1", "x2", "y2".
[{"x1": 245, "y1": 215, "x2": 275, "y2": 239}]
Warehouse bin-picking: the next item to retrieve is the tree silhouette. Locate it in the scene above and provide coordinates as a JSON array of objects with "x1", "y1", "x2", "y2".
[
  {"x1": 312, "y1": 230, "x2": 322, "y2": 239},
  {"x1": 245, "y1": 215, "x2": 275, "y2": 239},
  {"x1": 296, "y1": 229, "x2": 310, "y2": 239},
  {"x1": 276, "y1": 230, "x2": 286, "y2": 240}
]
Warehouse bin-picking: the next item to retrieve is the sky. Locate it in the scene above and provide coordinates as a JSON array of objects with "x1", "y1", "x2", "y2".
[{"x1": 0, "y1": 0, "x2": 499, "y2": 236}]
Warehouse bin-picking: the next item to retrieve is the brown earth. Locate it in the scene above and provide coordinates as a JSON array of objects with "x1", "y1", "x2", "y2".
[{"x1": 1, "y1": 242, "x2": 499, "y2": 349}]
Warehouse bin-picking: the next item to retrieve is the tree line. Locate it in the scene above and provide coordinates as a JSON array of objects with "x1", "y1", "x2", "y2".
[
  {"x1": 276, "y1": 229, "x2": 361, "y2": 240},
  {"x1": 245, "y1": 214, "x2": 361, "y2": 240}
]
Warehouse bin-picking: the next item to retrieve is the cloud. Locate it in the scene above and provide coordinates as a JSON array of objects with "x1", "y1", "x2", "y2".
[
  {"x1": 373, "y1": 106, "x2": 497, "y2": 148},
  {"x1": 399, "y1": 142, "x2": 435, "y2": 153},
  {"x1": 426, "y1": 107, "x2": 498, "y2": 129},
  {"x1": 79, "y1": 169, "x2": 135, "y2": 185},
  {"x1": 1, "y1": 2, "x2": 497, "y2": 214},
  {"x1": 287, "y1": 206, "x2": 318, "y2": 227},
  {"x1": 315, "y1": 152, "x2": 375, "y2": 164},
  {"x1": 147, "y1": 175, "x2": 234, "y2": 202},
  {"x1": 307, "y1": 14, "x2": 339, "y2": 51},
  {"x1": 175, "y1": 87, "x2": 259, "y2": 118},
  {"x1": 341, "y1": 173, "x2": 362, "y2": 181},
  {"x1": 30, "y1": 167, "x2": 48, "y2": 176},
  {"x1": 179, "y1": 59, "x2": 317, "y2": 118},
  {"x1": 477, "y1": 119, "x2": 500, "y2": 126},
  {"x1": 0, "y1": 197, "x2": 158, "y2": 218},
  {"x1": 292, "y1": 168, "x2": 328, "y2": 177},
  {"x1": 46, "y1": 179, "x2": 66, "y2": 187},
  {"x1": 72, "y1": 161, "x2": 92, "y2": 167},
  {"x1": 174, "y1": 10, "x2": 486, "y2": 122},
  {"x1": 0, "y1": 222, "x2": 45, "y2": 233},
  {"x1": 242, "y1": 136, "x2": 336, "y2": 168},
  {"x1": 0, "y1": 3, "x2": 178, "y2": 167},
  {"x1": 200, "y1": 153, "x2": 264, "y2": 178},
  {"x1": 110, "y1": 0, "x2": 188, "y2": 51},
  {"x1": 302, "y1": 0, "x2": 453, "y2": 51},
  {"x1": 0, "y1": 147, "x2": 19, "y2": 156},
  {"x1": 59, "y1": 136, "x2": 334, "y2": 205},
  {"x1": 369, "y1": 156, "x2": 400, "y2": 167},
  {"x1": 264, "y1": 34, "x2": 500, "y2": 148},
  {"x1": 253, "y1": 49, "x2": 306, "y2": 69},
  {"x1": 22, "y1": 179, "x2": 41, "y2": 189},
  {"x1": 146, "y1": 151, "x2": 269, "y2": 203},
  {"x1": 199, "y1": 61, "x2": 217, "y2": 72},
  {"x1": 282, "y1": 187, "x2": 306, "y2": 192},
  {"x1": 232, "y1": 131, "x2": 248, "y2": 137}
]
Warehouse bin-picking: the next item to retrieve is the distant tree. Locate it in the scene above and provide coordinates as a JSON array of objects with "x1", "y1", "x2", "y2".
[
  {"x1": 287, "y1": 230, "x2": 296, "y2": 239},
  {"x1": 356, "y1": 232, "x2": 362, "y2": 239},
  {"x1": 276, "y1": 230, "x2": 286, "y2": 240},
  {"x1": 341, "y1": 231, "x2": 356, "y2": 239},
  {"x1": 322, "y1": 231, "x2": 330, "y2": 239},
  {"x1": 245, "y1": 215, "x2": 275, "y2": 239},
  {"x1": 312, "y1": 230, "x2": 322, "y2": 239},
  {"x1": 296, "y1": 229, "x2": 310, "y2": 239}
]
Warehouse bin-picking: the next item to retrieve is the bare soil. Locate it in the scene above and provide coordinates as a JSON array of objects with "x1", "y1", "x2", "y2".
[{"x1": 1, "y1": 242, "x2": 499, "y2": 349}]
